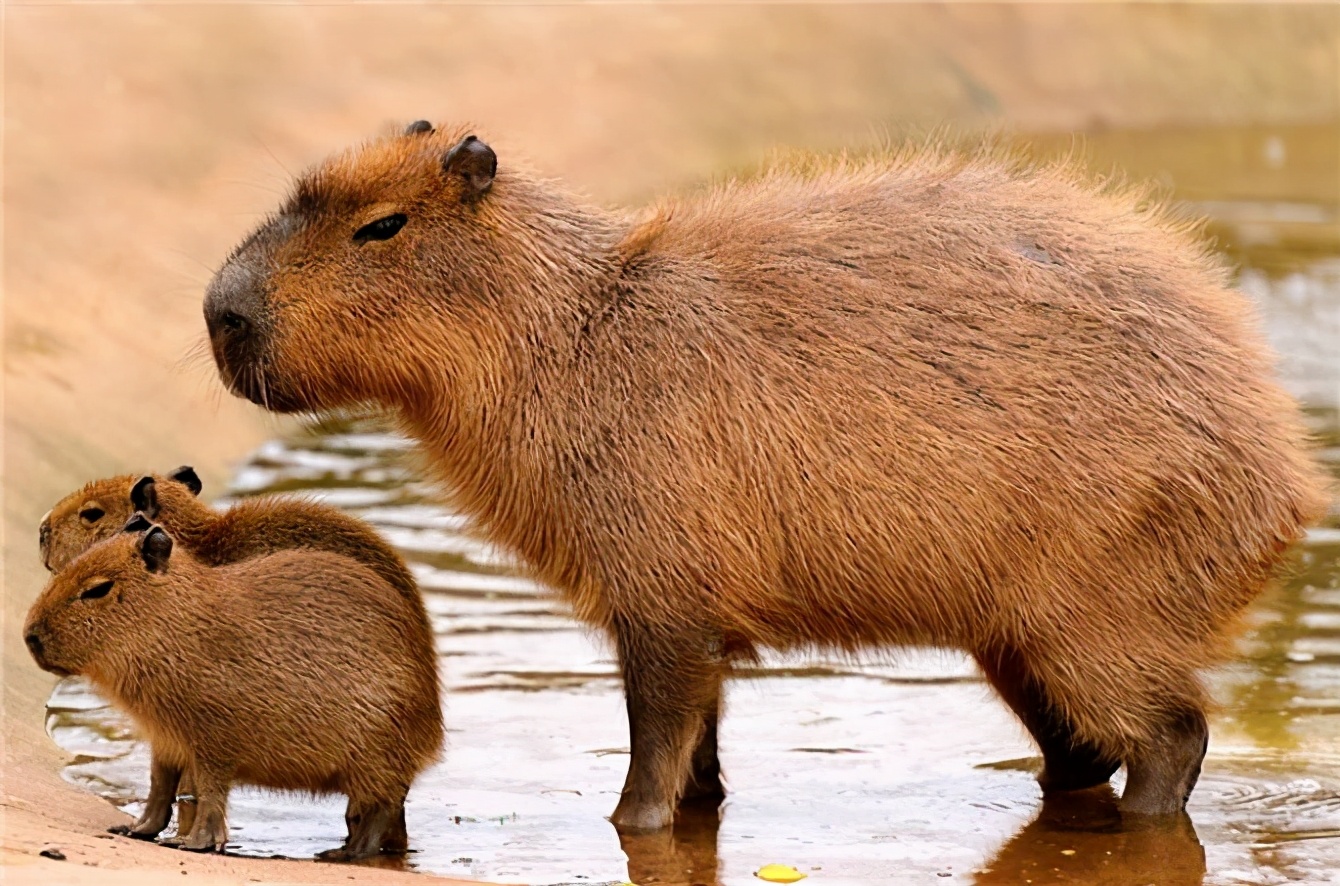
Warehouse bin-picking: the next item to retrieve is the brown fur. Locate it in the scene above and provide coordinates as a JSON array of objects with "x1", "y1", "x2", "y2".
[
  {"x1": 23, "y1": 525, "x2": 443, "y2": 859},
  {"x1": 203, "y1": 123, "x2": 1330, "y2": 829},
  {"x1": 39, "y1": 469, "x2": 426, "y2": 837},
  {"x1": 40, "y1": 471, "x2": 419, "y2": 602}
]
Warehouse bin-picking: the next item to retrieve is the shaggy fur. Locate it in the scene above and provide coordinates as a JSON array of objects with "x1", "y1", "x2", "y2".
[
  {"x1": 203, "y1": 122, "x2": 1330, "y2": 830},
  {"x1": 23, "y1": 526, "x2": 442, "y2": 859}
]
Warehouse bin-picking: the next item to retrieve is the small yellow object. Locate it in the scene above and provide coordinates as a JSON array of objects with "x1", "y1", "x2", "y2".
[
  {"x1": 1060, "y1": 849, "x2": 1076, "y2": 856},
  {"x1": 756, "y1": 864, "x2": 808, "y2": 883}
]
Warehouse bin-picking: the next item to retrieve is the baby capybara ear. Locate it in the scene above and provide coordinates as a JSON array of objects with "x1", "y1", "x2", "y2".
[
  {"x1": 129, "y1": 476, "x2": 160, "y2": 517},
  {"x1": 140, "y1": 526, "x2": 173, "y2": 573},
  {"x1": 442, "y1": 135, "x2": 496, "y2": 202},
  {"x1": 123, "y1": 513, "x2": 153, "y2": 534},
  {"x1": 168, "y1": 465, "x2": 203, "y2": 496},
  {"x1": 404, "y1": 119, "x2": 434, "y2": 136}
]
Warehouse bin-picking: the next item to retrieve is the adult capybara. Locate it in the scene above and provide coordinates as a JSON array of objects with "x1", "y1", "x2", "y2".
[
  {"x1": 40, "y1": 465, "x2": 419, "y2": 602},
  {"x1": 202, "y1": 121, "x2": 1329, "y2": 830},
  {"x1": 23, "y1": 516, "x2": 443, "y2": 858}
]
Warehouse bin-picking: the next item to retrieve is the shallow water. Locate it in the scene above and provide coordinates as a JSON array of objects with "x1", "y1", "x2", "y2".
[{"x1": 47, "y1": 128, "x2": 1340, "y2": 885}]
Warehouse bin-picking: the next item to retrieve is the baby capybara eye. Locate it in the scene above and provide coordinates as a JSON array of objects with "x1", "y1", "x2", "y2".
[
  {"x1": 79, "y1": 580, "x2": 113, "y2": 600},
  {"x1": 79, "y1": 507, "x2": 105, "y2": 523},
  {"x1": 353, "y1": 213, "x2": 407, "y2": 245}
]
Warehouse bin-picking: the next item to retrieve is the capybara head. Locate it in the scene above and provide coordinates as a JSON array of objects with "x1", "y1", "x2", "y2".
[
  {"x1": 40, "y1": 466, "x2": 202, "y2": 571},
  {"x1": 205, "y1": 121, "x2": 521, "y2": 414},
  {"x1": 24, "y1": 516, "x2": 176, "y2": 678}
]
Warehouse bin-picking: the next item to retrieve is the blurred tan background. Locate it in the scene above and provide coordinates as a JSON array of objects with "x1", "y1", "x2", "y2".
[{"x1": 5, "y1": 4, "x2": 1338, "y2": 883}]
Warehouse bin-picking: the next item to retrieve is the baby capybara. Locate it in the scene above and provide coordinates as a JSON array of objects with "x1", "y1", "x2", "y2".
[
  {"x1": 40, "y1": 465, "x2": 418, "y2": 602},
  {"x1": 39, "y1": 466, "x2": 426, "y2": 836},
  {"x1": 202, "y1": 122, "x2": 1329, "y2": 830},
  {"x1": 23, "y1": 516, "x2": 443, "y2": 858}
]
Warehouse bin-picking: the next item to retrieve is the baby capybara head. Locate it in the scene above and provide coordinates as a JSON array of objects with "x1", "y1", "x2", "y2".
[
  {"x1": 40, "y1": 467, "x2": 202, "y2": 571},
  {"x1": 204, "y1": 121, "x2": 511, "y2": 414},
  {"x1": 25, "y1": 515, "x2": 176, "y2": 678}
]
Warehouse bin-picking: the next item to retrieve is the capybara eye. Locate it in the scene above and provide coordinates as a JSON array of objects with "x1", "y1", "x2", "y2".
[
  {"x1": 79, "y1": 580, "x2": 113, "y2": 601},
  {"x1": 80, "y1": 507, "x2": 105, "y2": 523},
  {"x1": 353, "y1": 213, "x2": 407, "y2": 245}
]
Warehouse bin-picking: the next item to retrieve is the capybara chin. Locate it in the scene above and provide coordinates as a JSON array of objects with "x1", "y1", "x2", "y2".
[
  {"x1": 23, "y1": 518, "x2": 443, "y2": 859},
  {"x1": 204, "y1": 121, "x2": 1330, "y2": 830}
]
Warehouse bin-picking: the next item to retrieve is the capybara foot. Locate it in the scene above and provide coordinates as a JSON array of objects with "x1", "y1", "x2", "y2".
[
  {"x1": 107, "y1": 823, "x2": 162, "y2": 841},
  {"x1": 1120, "y1": 708, "x2": 1209, "y2": 816},
  {"x1": 179, "y1": 820, "x2": 228, "y2": 853},
  {"x1": 316, "y1": 845, "x2": 376, "y2": 863},
  {"x1": 1038, "y1": 744, "x2": 1122, "y2": 795},
  {"x1": 611, "y1": 795, "x2": 675, "y2": 833},
  {"x1": 320, "y1": 801, "x2": 401, "y2": 861}
]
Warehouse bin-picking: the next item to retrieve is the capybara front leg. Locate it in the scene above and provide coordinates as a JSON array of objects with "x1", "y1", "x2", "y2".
[
  {"x1": 179, "y1": 764, "x2": 230, "y2": 853},
  {"x1": 1121, "y1": 705, "x2": 1209, "y2": 816},
  {"x1": 610, "y1": 622, "x2": 722, "y2": 832},
  {"x1": 109, "y1": 749, "x2": 181, "y2": 840},
  {"x1": 681, "y1": 691, "x2": 725, "y2": 807},
  {"x1": 976, "y1": 644, "x2": 1120, "y2": 793}
]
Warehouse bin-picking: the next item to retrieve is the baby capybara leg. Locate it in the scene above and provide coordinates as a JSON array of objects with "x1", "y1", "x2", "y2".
[
  {"x1": 380, "y1": 804, "x2": 409, "y2": 855},
  {"x1": 179, "y1": 764, "x2": 230, "y2": 853},
  {"x1": 318, "y1": 792, "x2": 406, "y2": 861},
  {"x1": 975, "y1": 645, "x2": 1120, "y2": 793},
  {"x1": 174, "y1": 769, "x2": 198, "y2": 839},
  {"x1": 611, "y1": 623, "x2": 724, "y2": 832},
  {"x1": 109, "y1": 750, "x2": 181, "y2": 840},
  {"x1": 1121, "y1": 703, "x2": 1209, "y2": 816},
  {"x1": 681, "y1": 690, "x2": 725, "y2": 807}
]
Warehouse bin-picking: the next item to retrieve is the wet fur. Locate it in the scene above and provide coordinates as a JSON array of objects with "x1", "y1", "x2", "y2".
[
  {"x1": 24, "y1": 532, "x2": 442, "y2": 857},
  {"x1": 204, "y1": 124, "x2": 1331, "y2": 828}
]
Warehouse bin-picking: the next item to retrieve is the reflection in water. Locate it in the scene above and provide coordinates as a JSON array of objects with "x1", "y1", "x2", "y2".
[
  {"x1": 976, "y1": 788, "x2": 1206, "y2": 886},
  {"x1": 621, "y1": 807, "x2": 722, "y2": 886},
  {"x1": 43, "y1": 131, "x2": 1340, "y2": 884}
]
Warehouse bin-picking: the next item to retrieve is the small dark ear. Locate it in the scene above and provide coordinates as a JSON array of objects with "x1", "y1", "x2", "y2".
[
  {"x1": 123, "y1": 513, "x2": 152, "y2": 534},
  {"x1": 443, "y1": 135, "x2": 496, "y2": 201},
  {"x1": 168, "y1": 466, "x2": 203, "y2": 496},
  {"x1": 129, "y1": 476, "x2": 160, "y2": 518},
  {"x1": 405, "y1": 119, "x2": 434, "y2": 136},
  {"x1": 140, "y1": 526, "x2": 173, "y2": 573}
]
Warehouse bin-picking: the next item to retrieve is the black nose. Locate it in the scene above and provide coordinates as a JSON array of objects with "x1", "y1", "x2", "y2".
[
  {"x1": 204, "y1": 257, "x2": 264, "y2": 344},
  {"x1": 25, "y1": 631, "x2": 43, "y2": 661}
]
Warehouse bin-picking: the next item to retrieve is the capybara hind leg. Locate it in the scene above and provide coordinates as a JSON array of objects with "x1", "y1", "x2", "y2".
[
  {"x1": 317, "y1": 795, "x2": 403, "y2": 861},
  {"x1": 681, "y1": 690, "x2": 725, "y2": 807},
  {"x1": 611, "y1": 624, "x2": 723, "y2": 832},
  {"x1": 1121, "y1": 705, "x2": 1209, "y2": 816},
  {"x1": 110, "y1": 750, "x2": 181, "y2": 840},
  {"x1": 179, "y1": 765, "x2": 230, "y2": 853},
  {"x1": 975, "y1": 646, "x2": 1119, "y2": 793}
]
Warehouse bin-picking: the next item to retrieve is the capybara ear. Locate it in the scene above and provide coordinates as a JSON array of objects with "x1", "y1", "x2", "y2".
[
  {"x1": 405, "y1": 119, "x2": 434, "y2": 136},
  {"x1": 129, "y1": 476, "x2": 160, "y2": 517},
  {"x1": 443, "y1": 135, "x2": 496, "y2": 201},
  {"x1": 168, "y1": 465, "x2": 203, "y2": 496},
  {"x1": 123, "y1": 513, "x2": 153, "y2": 534},
  {"x1": 140, "y1": 526, "x2": 173, "y2": 573}
]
